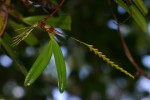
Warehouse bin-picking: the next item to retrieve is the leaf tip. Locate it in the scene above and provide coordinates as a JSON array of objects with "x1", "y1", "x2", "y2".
[
  {"x1": 59, "y1": 86, "x2": 65, "y2": 93},
  {"x1": 24, "y1": 81, "x2": 31, "y2": 86}
]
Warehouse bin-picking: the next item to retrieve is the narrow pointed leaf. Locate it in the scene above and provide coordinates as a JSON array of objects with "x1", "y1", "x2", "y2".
[
  {"x1": 0, "y1": 37, "x2": 27, "y2": 76},
  {"x1": 129, "y1": 5, "x2": 147, "y2": 32},
  {"x1": 133, "y1": 0, "x2": 148, "y2": 15},
  {"x1": 0, "y1": 2, "x2": 8, "y2": 36},
  {"x1": 115, "y1": 0, "x2": 147, "y2": 32},
  {"x1": 24, "y1": 41, "x2": 53, "y2": 86},
  {"x1": 51, "y1": 38, "x2": 67, "y2": 93}
]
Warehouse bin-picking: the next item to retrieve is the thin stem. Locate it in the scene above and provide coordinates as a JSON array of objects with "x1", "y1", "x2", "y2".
[
  {"x1": 117, "y1": 21, "x2": 150, "y2": 78},
  {"x1": 38, "y1": 0, "x2": 65, "y2": 25},
  {"x1": 107, "y1": 0, "x2": 150, "y2": 79}
]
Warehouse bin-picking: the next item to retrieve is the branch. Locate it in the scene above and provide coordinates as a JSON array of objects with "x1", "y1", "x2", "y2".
[
  {"x1": 107, "y1": 0, "x2": 150, "y2": 79},
  {"x1": 38, "y1": 0, "x2": 65, "y2": 25}
]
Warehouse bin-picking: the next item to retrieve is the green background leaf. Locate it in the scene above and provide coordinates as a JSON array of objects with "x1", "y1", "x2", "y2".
[
  {"x1": 114, "y1": 0, "x2": 147, "y2": 32},
  {"x1": 133, "y1": 0, "x2": 148, "y2": 15},
  {"x1": 23, "y1": 15, "x2": 71, "y2": 30},
  {"x1": 0, "y1": 2, "x2": 8, "y2": 36},
  {"x1": 9, "y1": 19, "x2": 39, "y2": 46}
]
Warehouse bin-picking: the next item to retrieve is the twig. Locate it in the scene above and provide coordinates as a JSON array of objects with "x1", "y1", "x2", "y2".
[
  {"x1": 107, "y1": 0, "x2": 150, "y2": 79},
  {"x1": 38, "y1": 0, "x2": 65, "y2": 25}
]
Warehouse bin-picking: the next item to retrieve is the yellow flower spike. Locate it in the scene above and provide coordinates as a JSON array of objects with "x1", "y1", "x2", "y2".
[
  {"x1": 70, "y1": 37, "x2": 135, "y2": 79},
  {"x1": 94, "y1": 49, "x2": 98, "y2": 53},
  {"x1": 88, "y1": 45, "x2": 93, "y2": 49}
]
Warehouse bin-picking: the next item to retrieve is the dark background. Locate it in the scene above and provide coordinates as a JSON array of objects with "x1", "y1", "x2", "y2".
[{"x1": 0, "y1": 0, "x2": 150, "y2": 100}]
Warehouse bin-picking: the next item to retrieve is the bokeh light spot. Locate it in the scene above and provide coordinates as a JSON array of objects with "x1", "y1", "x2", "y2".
[
  {"x1": 12, "y1": 86, "x2": 25, "y2": 98},
  {"x1": 0, "y1": 54, "x2": 13, "y2": 68},
  {"x1": 142, "y1": 55, "x2": 150, "y2": 68},
  {"x1": 136, "y1": 77, "x2": 150, "y2": 93},
  {"x1": 52, "y1": 88, "x2": 69, "y2": 100},
  {"x1": 107, "y1": 19, "x2": 117, "y2": 30},
  {"x1": 118, "y1": 6, "x2": 126, "y2": 14},
  {"x1": 25, "y1": 46, "x2": 35, "y2": 57}
]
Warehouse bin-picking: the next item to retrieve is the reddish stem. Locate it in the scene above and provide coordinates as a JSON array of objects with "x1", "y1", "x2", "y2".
[
  {"x1": 117, "y1": 21, "x2": 150, "y2": 79},
  {"x1": 107, "y1": 0, "x2": 150, "y2": 79},
  {"x1": 38, "y1": 0, "x2": 65, "y2": 25}
]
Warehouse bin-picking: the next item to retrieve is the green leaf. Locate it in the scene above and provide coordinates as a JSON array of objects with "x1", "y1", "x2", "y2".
[
  {"x1": 130, "y1": 5, "x2": 147, "y2": 32},
  {"x1": 0, "y1": 37, "x2": 27, "y2": 76},
  {"x1": 0, "y1": 2, "x2": 8, "y2": 36},
  {"x1": 114, "y1": 0, "x2": 147, "y2": 32},
  {"x1": 133, "y1": 0, "x2": 148, "y2": 15},
  {"x1": 24, "y1": 41, "x2": 53, "y2": 86},
  {"x1": 9, "y1": 19, "x2": 39, "y2": 46},
  {"x1": 51, "y1": 38, "x2": 67, "y2": 93},
  {"x1": 2, "y1": 33, "x2": 13, "y2": 46},
  {"x1": 23, "y1": 15, "x2": 71, "y2": 30}
]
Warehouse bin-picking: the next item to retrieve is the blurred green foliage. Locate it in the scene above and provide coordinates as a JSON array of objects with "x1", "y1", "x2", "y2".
[{"x1": 0, "y1": 0, "x2": 150, "y2": 100}]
